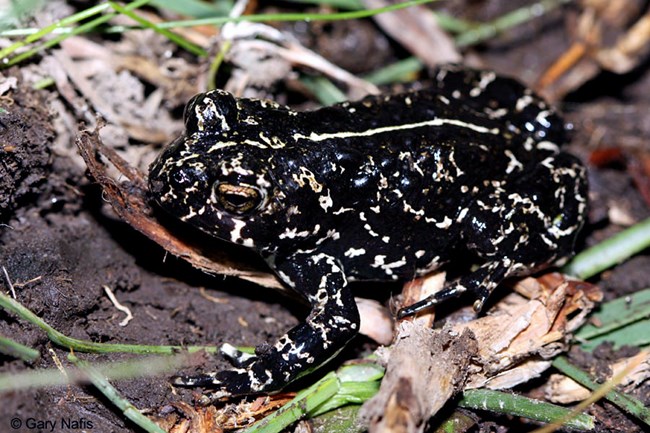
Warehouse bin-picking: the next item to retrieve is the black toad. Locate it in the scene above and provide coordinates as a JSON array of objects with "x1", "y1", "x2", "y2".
[{"x1": 148, "y1": 65, "x2": 588, "y2": 398}]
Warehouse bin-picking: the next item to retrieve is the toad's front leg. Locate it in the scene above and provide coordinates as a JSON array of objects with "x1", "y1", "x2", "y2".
[{"x1": 173, "y1": 252, "x2": 360, "y2": 399}]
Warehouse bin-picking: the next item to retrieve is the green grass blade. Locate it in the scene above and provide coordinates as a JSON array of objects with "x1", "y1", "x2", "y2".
[
  {"x1": 159, "y1": 0, "x2": 439, "y2": 28},
  {"x1": 310, "y1": 405, "x2": 366, "y2": 433},
  {"x1": 241, "y1": 372, "x2": 341, "y2": 433},
  {"x1": 575, "y1": 288, "x2": 650, "y2": 342},
  {"x1": 0, "y1": 335, "x2": 40, "y2": 361},
  {"x1": 108, "y1": 1, "x2": 207, "y2": 57},
  {"x1": 241, "y1": 361, "x2": 383, "y2": 433},
  {"x1": 309, "y1": 362, "x2": 384, "y2": 416},
  {"x1": 283, "y1": 0, "x2": 364, "y2": 10},
  {"x1": 0, "y1": 290, "x2": 218, "y2": 355},
  {"x1": 455, "y1": 0, "x2": 570, "y2": 47},
  {"x1": 579, "y1": 320, "x2": 650, "y2": 351},
  {"x1": 563, "y1": 217, "x2": 650, "y2": 280},
  {"x1": 459, "y1": 389, "x2": 595, "y2": 430},
  {"x1": 300, "y1": 76, "x2": 347, "y2": 105},
  {"x1": 0, "y1": 354, "x2": 186, "y2": 392},
  {"x1": 69, "y1": 354, "x2": 167, "y2": 433},
  {"x1": 149, "y1": 0, "x2": 232, "y2": 17},
  {"x1": 0, "y1": 2, "x2": 110, "y2": 60},
  {"x1": 363, "y1": 56, "x2": 423, "y2": 85},
  {"x1": 1, "y1": 0, "x2": 153, "y2": 67},
  {"x1": 1, "y1": 0, "x2": 437, "y2": 67},
  {"x1": 552, "y1": 356, "x2": 650, "y2": 427},
  {"x1": 434, "y1": 11, "x2": 476, "y2": 34}
]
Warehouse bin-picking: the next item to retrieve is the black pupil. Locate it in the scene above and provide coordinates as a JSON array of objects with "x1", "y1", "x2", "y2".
[{"x1": 226, "y1": 193, "x2": 253, "y2": 208}]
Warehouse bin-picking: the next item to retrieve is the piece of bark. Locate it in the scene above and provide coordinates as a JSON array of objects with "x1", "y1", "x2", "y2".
[
  {"x1": 460, "y1": 274, "x2": 602, "y2": 390},
  {"x1": 359, "y1": 324, "x2": 477, "y2": 433}
]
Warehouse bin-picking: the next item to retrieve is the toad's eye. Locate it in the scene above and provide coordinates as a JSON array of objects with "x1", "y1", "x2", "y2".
[{"x1": 212, "y1": 182, "x2": 265, "y2": 215}]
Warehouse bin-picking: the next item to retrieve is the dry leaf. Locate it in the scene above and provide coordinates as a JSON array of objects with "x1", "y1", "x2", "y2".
[{"x1": 545, "y1": 349, "x2": 650, "y2": 404}]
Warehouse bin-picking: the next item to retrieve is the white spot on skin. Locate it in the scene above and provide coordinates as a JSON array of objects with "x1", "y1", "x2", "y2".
[
  {"x1": 539, "y1": 233, "x2": 557, "y2": 248},
  {"x1": 287, "y1": 205, "x2": 301, "y2": 216},
  {"x1": 435, "y1": 216, "x2": 453, "y2": 229},
  {"x1": 448, "y1": 151, "x2": 464, "y2": 176},
  {"x1": 403, "y1": 201, "x2": 424, "y2": 217},
  {"x1": 344, "y1": 247, "x2": 366, "y2": 258},
  {"x1": 384, "y1": 257, "x2": 407, "y2": 269},
  {"x1": 519, "y1": 138, "x2": 533, "y2": 153},
  {"x1": 470, "y1": 71, "x2": 496, "y2": 97},
  {"x1": 293, "y1": 167, "x2": 323, "y2": 192},
  {"x1": 516, "y1": 94, "x2": 534, "y2": 111},
  {"x1": 230, "y1": 220, "x2": 254, "y2": 247},
  {"x1": 315, "y1": 229, "x2": 341, "y2": 245},
  {"x1": 319, "y1": 189, "x2": 333, "y2": 212},
  {"x1": 485, "y1": 107, "x2": 508, "y2": 118},
  {"x1": 536, "y1": 141, "x2": 560, "y2": 152},
  {"x1": 242, "y1": 139, "x2": 267, "y2": 149},
  {"x1": 371, "y1": 255, "x2": 386, "y2": 267},
  {"x1": 207, "y1": 141, "x2": 237, "y2": 152},
  {"x1": 364, "y1": 224, "x2": 379, "y2": 237},
  {"x1": 259, "y1": 132, "x2": 286, "y2": 149},
  {"x1": 279, "y1": 227, "x2": 311, "y2": 239},
  {"x1": 333, "y1": 207, "x2": 354, "y2": 215},
  {"x1": 456, "y1": 207, "x2": 469, "y2": 222},
  {"x1": 378, "y1": 174, "x2": 388, "y2": 189},
  {"x1": 415, "y1": 250, "x2": 426, "y2": 258},
  {"x1": 536, "y1": 110, "x2": 552, "y2": 128},
  {"x1": 504, "y1": 149, "x2": 524, "y2": 174},
  {"x1": 181, "y1": 206, "x2": 200, "y2": 221},
  {"x1": 256, "y1": 173, "x2": 271, "y2": 188},
  {"x1": 371, "y1": 256, "x2": 408, "y2": 276},
  {"x1": 420, "y1": 255, "x2": 441, "y2": 273}
]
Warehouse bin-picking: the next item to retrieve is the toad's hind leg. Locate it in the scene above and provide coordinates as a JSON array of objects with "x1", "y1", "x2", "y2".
[
  {"x1": 398, "y1": 152, "x2": 587, "y2": 318},
  {"x1": 173, "y1": 252, "x2": 360, "y2": 400}
]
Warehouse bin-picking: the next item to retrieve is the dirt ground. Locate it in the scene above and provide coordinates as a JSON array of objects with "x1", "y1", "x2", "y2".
[{"x1": 1, "y1": 1, "x2": 650, "y2": 432}]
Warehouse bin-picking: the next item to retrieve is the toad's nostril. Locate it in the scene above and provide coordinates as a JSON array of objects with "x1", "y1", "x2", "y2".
[{"x1": 149, "y1": 177, "x2": 165, "y2": 195}]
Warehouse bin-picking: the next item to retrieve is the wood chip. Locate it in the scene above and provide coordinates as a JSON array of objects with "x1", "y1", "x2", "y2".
[
  {"x1": 360, "y1": 324, "x2": 477, "y2": 433},
  {"x1": 360, "y1": 273, "x2": 601, "y2": 431}
]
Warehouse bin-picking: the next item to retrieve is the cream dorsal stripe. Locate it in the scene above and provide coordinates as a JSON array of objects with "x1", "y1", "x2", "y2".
[{"x1": 292, "y1": 118, "x2": 500, "y2": 142}]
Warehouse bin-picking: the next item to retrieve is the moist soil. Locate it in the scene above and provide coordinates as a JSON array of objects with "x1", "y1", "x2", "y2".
[{"x1": 2, "y1": 2, "x2": 650, "y2": 433}]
